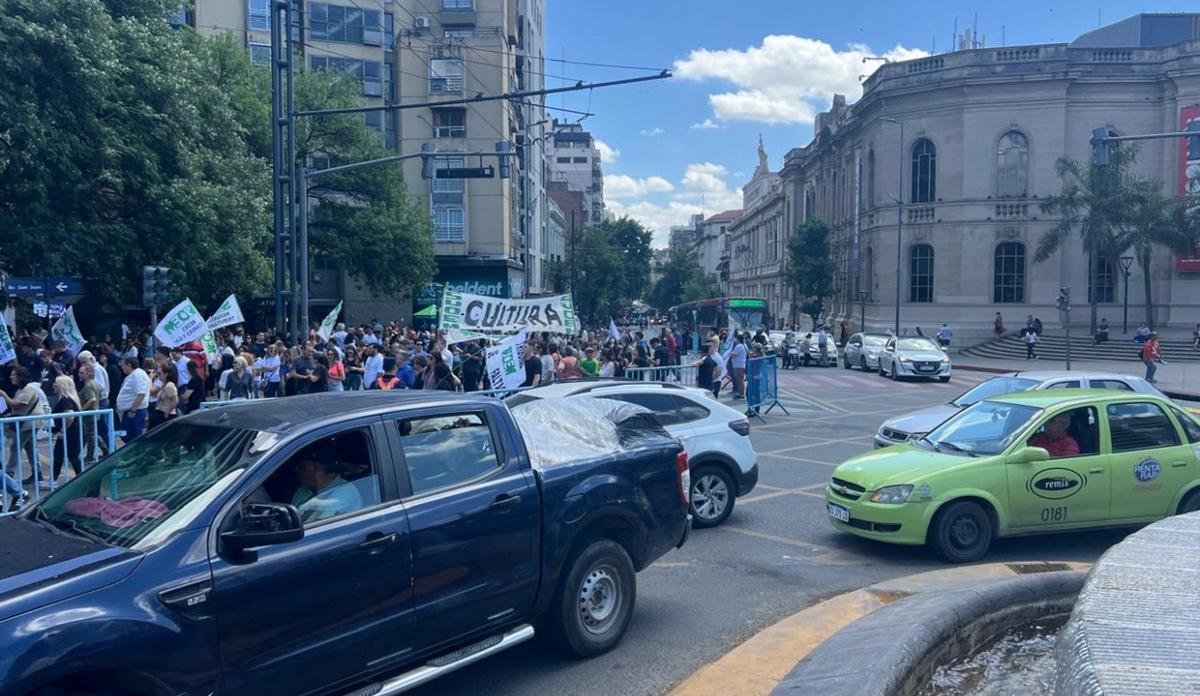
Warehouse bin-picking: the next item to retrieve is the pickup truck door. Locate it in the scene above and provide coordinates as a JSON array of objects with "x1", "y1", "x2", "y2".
[
  {"x1": 386, "y1": 405, "x2": 539, "y2": 653},
  {"x1": 209, "y1": 419, "x2": 416, "y2": 695}
]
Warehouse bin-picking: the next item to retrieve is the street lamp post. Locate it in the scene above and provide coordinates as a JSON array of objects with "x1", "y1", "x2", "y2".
[
  {"x1": 857, "y1": 290, "x2": 869, "y2": 333},
  {"x1": 1119, "y1": 256, "x2": 1134, "y2": 334},
  {"x1": 881, "y1": 118, "x2": 904, "y2": 336}
]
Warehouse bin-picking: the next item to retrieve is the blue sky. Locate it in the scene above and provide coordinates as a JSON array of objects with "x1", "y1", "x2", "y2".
[{"x1": 544, "y1": 0, "x2": 1181, "y2": 246}]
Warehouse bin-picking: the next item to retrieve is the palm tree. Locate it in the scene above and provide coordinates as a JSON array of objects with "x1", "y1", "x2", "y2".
[
  {"x1": 1114, "y1": 180, "x2": 1198, "y2": 330},
  {"x1": 1038, "y1": 148, "x2": 1140, "y2": 335}
]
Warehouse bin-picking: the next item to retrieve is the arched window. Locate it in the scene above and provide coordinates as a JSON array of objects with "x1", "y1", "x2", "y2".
[
  {"x1": 996, "y1": 131, "x2": 1029, "y2": 198},
  {"x1": 911, "y1": 139, "x2": 936, "y2": 203},
  {"x1": 993, "y1": 242, "x2": 1026, "y2": 303},
  {"x1": 865, "y1": 149, "x2": 875, "y2": 210},
  {"x1": 1089, "y1": 257, "x2": 1115, "y2": 304},
  {"x1": 909, "y1": 244, "x2": 934, "y2": 303}
]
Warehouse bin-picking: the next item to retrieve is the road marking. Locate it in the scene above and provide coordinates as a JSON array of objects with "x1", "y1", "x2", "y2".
[
  {"x1": 760, "y1": 452, "x2": 838, "y2": 467},
  {"x1": 740, "y1": 483, "x2": 831, "y2": 505}
]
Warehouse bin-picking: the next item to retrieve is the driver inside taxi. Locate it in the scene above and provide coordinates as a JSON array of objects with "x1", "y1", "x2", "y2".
[
  {"x1": 1029, "y1": 412, "x2": 1080, "y2": 458},
  {"x1": 291, "y1": 452, "x2": 362, "y2": 523}
]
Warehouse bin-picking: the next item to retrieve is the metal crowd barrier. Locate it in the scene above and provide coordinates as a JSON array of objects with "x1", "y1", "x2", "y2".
[
  {"x1": 745, "y1": 355, "x2": 787, "y2": 419},
  {"x1": 1, "y1": 408, "x2": 116, "y2": 514},
  {"x1": 623, "y1": 364, "x2": 698, "y2": 384}
]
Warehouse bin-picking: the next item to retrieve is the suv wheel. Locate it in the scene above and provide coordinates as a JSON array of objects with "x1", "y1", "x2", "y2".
[
  {"x1": 551, "y1": 540, "x2": 636, "y2": 657},
  {"x1": 930, "y1": 501, "x2": 993, "y2": 563},
  {"x1": 690, "y1": 465, "x2": 735, "y2": 528}
]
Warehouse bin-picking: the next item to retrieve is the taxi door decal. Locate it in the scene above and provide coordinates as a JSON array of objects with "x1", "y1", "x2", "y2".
[{"x1": 1028, "y1": 467, "x2": 1087, "y2": 500}]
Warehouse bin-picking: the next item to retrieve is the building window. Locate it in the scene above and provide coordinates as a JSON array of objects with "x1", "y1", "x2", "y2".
[
  {"x1": 445, "y1": 27, "x2": 475, "y2": 38},
  {"x1": 248, "y1": 0, "x2": 270, "y2": 31},
  {"x1": 442, "y1": 0, "x2": 472, "y2": 8},
  {"x1": 1089, "y1": 256, "x2": 1115, "y2": 304},
  {"x1": 572, "y1": 157, "x2": 587, "y2": 163},
  {"x1": 910, "y1": 138, "x2": 936, "y2": 204},
  {"x1": 865, "y1": 149, "x2": 875, "y2": 210},
  {"x1": 310, "y1": 56, "x2": 383, "y2": 97},
  {"x1": 909, "y1": 244, "x2": 934, "y2": 303},
  {"x1": 249, "y1": 43, "x2": 271, "y2": 66},
  {"x1": 385, "y1": 13, "x2": 395, "y2": 50},
  {"x1": 432, "y1": 107, "x2": 466, "y2": 138},
  {"x1": 434, "y1": 208, "x2": 465, "y2": 243},
  {"x1": 993, "y1": 242, "x2": 1025, "y2": 303},
  {"x1": 364, "y1": 111, "x2": 382, "y2": 133},
  {"x1": 430, "y1": 58, "x2": 464, "y2": 94},
  {"x1": 996, "y1": 131, "x2": 1029, "y2": 198},
  {"x1": 863, "y1": 246, "x2": 874, "y2": 294},
  {"x1": 309, "y1": 4, "x2": 383, "y2": 45},
  {"x1": 556, "y1": 156, "x2": 570, "y2": 163}
]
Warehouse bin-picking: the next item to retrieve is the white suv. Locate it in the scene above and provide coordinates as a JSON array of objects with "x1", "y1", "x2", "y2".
[{"x1": 506, "y1": 381, "x2": 758, "y2": 527}]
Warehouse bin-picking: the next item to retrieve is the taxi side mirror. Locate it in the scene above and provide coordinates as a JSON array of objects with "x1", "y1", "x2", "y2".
[{"x1": 1008, "y1": 447, "x2": 1049, "y2": 465}]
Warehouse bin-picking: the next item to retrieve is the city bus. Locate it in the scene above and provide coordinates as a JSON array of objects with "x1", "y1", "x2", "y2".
[{"x1": 669, "y1": 297, "x2": 769, "y2": 337}]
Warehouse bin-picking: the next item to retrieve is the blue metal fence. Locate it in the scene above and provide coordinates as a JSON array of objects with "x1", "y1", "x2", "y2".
[{"x1": 1, "y1": 408, "x2": 116, "y2": 514}]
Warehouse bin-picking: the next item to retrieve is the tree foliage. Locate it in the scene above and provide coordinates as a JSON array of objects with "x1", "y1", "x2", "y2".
[
  {"x1": 561, "y1": 216, "x2": 655, "y2": 323},
  {"x1": 785, "y1": 218, "x2": 834, "y2": 328},
  {"x1": 648, "y1": 249, "x2": 719, "y2": 312},
  {"x1": 603, "y1": 216, "x2": 653, "y2": 303}
]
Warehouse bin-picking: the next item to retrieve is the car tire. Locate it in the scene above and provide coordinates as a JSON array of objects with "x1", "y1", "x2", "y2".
[
  {"x1": 690, "y1": 465, "x2": 736, "y2": 528},
  {"x1": 1177, "y1": 488, "x2": 1200, "y2": 514},
  {"x1": 930, "y1": 500, "x2": 993, "y2": 563},
  {"x1": 861, "y1": 356, "x2": 869, "y2": 372},
  {"x1": 939, "y1": 376, "x2": 951, "y2": 383},
  {"x1": 551, "y1": 540, "x2": 637, "y2": 658},
  {"x1": 890, "y1": 362, "x2": 900, "y2": 381},
  {"x1": 878, "y1": 362, "x2": 888, "y2": 377},
  {"x1": 842, "y1": 355, "x2": 851, "y2": 370}
]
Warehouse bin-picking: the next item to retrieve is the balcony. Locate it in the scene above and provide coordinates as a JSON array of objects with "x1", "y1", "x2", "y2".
[
  {"x1": 906, "y1": 206, "x2": 935, "y2": 224},
  {"x1": 993, "y1": 201, "x2": 1030, "y2": 219}
]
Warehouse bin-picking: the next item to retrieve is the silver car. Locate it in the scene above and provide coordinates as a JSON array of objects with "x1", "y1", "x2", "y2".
[
  {"x1": 873, "y1": 371, "x2": 1166, "y2": 447},
  {"x1": 877, "y1": 336, "x2": 951, "y2": 382},
  {"x1": 842, "y1": 332, "x2": 891, "y2": 371}
]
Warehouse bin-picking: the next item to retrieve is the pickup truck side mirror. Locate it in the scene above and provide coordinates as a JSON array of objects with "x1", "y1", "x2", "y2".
[
  {"x1": 1008, "y1": 446, "x2": 1050, "y2": 465},
  {"x1": 221, "y1": 502, "x2": 304, "y2": 554}
]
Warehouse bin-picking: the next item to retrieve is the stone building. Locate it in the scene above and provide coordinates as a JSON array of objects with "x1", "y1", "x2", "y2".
[
  {"x1": 728, "y1": 137, "x2": 789, "y2": 327},
  {"x1": 774, "y1": 13, "x2": 1200, "y2": 341},
  {"x1": 696, "y1": 209, "x2": 742, "y2": 294}
]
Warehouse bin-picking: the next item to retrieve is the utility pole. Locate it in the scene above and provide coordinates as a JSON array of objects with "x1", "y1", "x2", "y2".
[
  {"x1": 269, "y1": 0, "x2": 296, "y2": 340},
  {"x1": 570, "y1": 210, "x2": 577, "y2": 295},
  {"x1": 1057, "y1": 287, "x2": 1072, "y2": 371},
  {"x1": 1119, "y1": 256, "x2": 1134, "y2": 334}
]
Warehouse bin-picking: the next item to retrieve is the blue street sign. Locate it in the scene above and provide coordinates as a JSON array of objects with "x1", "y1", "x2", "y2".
[{"x1": 3, "y1": 276, "x2": 84, "y2": 297}]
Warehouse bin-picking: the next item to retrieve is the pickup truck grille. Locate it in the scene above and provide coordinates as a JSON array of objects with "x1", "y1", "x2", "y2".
[{"x1": 830, "y1": 477, "x2": 865, "y2": 501}]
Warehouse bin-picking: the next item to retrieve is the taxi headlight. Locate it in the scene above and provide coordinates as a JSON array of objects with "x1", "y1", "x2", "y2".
[{"x1": 870, "y1": 485, "x2": 914, "y2": 504}]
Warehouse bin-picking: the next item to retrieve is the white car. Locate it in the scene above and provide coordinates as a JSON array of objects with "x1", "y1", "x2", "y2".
[
  {"x1": 877, "y1": 336, "x2": 952, "y2": 382},
  {"x1": 506, "y1": 381, "x2": 758, "y2": 527},
  {"x1": 842, "y1": 332, "x2": 891, "y2": 371},
  {"x1": 874, "y1": 370, "x2": 1167, "y2": 447}
]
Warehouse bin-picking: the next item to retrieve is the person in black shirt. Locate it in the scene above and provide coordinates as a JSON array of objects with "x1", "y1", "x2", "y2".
[
  {"x1": 459, "y1": 341, "x2": 484, "y2": 392},
  {"x1": 694, "y1": 337, "x2": 722, "y2": 399},
  {"x1": 521, "y1": 342, "x2": 542, "y2": 388},
  {"x1": 182, "y1": 361, "x2": 205, "y2": 413},
  {"x1": 290, "y1": 342, "x2": 316, "y2": 396},
  {"x1": 50, "y1": 375, "x2": 83, "y2": 483},
  {"x1": 310, "y1": 355, "x2": 329, "y2": 393},
  {"x1": 651, "y1": 338, "x2": 670, "y2": 381}
]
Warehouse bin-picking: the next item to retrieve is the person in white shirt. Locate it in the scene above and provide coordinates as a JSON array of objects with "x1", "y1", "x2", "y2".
[
  {"x1": 257, "y1": 345, "x2": 282, "y2": 397},
  {"x1": 331, "y1": 323, "x2": 349, "y2": 348},
  {"x1": 362, "y1": 345, "x2": 384, "y2": 385},
  {"x1": 171, "y1": 348, "x2": 192, "y2": 403},
  {"x1": 115, "y1": 358, "x2": 151, "y2": 442}
]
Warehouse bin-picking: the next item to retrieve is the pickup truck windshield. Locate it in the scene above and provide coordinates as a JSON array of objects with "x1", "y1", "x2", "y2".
[{"x1": 36, "y1": 423, "x2": 264, "y2": 548}]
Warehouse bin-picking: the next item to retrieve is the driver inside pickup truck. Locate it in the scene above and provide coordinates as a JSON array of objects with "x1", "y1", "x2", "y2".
[{"x1": 291, "y1": 453, "x2": 362, "y2": 523}]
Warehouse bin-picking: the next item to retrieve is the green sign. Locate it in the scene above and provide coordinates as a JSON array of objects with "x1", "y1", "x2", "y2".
[{"x1": 729, "y1": 298, "x2": 767, "y2": 309}]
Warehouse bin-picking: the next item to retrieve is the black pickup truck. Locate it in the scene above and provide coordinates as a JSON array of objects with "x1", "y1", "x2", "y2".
[{"x1": 0, "y1": 392, "x2": 690, "y2": 696}]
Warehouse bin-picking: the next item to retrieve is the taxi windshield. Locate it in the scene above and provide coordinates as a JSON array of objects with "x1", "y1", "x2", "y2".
[
  {"x1": 922, "y1": 401, "x2": 1042, "y2": 456},
  {"x1": 34, "y1": 423, "x2": 263, "y2": 548},
  {"x1": 953, "y1": 376, "x2": 1040, "y2": 407}
]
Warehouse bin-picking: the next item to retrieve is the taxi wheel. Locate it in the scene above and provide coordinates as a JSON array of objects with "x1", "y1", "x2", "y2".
[
  {"x1": 930, "y1": 501, "x2": 992, "y2": 563},
  {"x1": 1178, "y1": 489, "x2": 1200, "y2": 514}
]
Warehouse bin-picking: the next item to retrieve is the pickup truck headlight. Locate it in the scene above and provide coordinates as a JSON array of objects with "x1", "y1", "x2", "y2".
[{"x1": 870, "y1": 485, "x2": 914, "y2": 504}]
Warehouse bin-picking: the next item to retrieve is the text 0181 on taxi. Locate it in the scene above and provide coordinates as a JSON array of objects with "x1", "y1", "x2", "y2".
[{"x1": 825, "y1": 390, "x2": 1200, "y2": 562}]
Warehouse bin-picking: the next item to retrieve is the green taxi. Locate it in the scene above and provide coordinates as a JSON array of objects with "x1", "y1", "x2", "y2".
[{"x1": 826, "y1": 390, "x2": 1200, "y2": 562}]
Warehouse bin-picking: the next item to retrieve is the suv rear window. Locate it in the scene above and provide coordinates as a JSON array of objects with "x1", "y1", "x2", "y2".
[{"x1": 603, "y1": 393, "x2": 683, "y2": 426}]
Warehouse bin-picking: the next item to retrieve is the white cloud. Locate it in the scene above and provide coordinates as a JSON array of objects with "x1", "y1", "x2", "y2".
[
  {"x1": 640, "y1": 127, "x2": 666, "y2": 137},
  {"x1": 674, "y1": 36, "x2": 927, "y2": 124},
  {"x1": 593, "y1": 138, "x2": 619, "y2": 165},
  {"x1": 604, "y1": 174, "x2": 675, "y2": 199},
  {"x1": 690, "y1": 118, "x2": 722, "y2": 130}
]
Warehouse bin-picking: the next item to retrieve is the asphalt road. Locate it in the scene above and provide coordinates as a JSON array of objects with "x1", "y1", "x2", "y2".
[{"x1": 410, "y1": 368, "x2": 1134, "y2": 696}]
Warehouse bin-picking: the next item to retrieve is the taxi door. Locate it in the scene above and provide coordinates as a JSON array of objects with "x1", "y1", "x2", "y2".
[
  {"x1": 1006, "y1": 405, "x2": 1110, "y2": 529},
  {"x1": 1106, "y1": 401, "x2": 1196, "y2": 520}
]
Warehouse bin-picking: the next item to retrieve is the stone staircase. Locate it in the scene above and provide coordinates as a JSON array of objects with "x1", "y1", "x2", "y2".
[{"x1": 960, "y1": 334, "x2": 1200, "y2": 363}]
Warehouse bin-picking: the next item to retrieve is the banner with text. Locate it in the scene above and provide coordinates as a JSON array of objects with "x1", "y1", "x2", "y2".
[
  {"x1": 0, "y1": 322, "x2": 15, "y2": 365},
  {"x1": 154, "y1": 299, "x2": 208, "y2": 348},
  {"x1": 485, "y1": 330, "x2": 527, "y2": 391},
  {"x1": 206, "y1": 294, "x2": 245, "y2": 331},
  {"x1": 440, "y1": 290, "x2": 579, "y2": 344},
  {"x1": 51, "y1": 306, "x2": 87, "y2": 356}
]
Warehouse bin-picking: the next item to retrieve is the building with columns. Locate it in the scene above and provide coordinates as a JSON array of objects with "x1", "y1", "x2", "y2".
[
  {"x1": 728, "y1": 137, "x2": 789, "y2": 327},
  {"x1": 772, "y1": 13, "x2": 1200, "y2": 341}
]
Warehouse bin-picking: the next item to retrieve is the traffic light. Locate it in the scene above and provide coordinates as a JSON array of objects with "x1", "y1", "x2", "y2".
[
  {"x1": 1090, "y1": 128, "x2": 1112, "y2": 167},
  {"x1": 1055, "y1": 286, "x2": 1071, "y2": 312},
  {"x1": 142, "y1": 266, "x2": 171, "y2": 306},
  {"x1": 1187, "y1": 119, "x2": 1200, "y2": 163},
  {"x1": 496, "y1": 140, "x2": 512, "y2": 179},
  {"x1": 420, "y1": 143, "x2": 437, "y2": 179}
]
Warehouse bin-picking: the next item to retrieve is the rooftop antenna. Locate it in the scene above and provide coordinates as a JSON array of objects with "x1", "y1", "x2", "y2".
[
  {"x1": 973, "y1": 13, "x2": 978, "y2": 49},
  {"x1": 952, "y1": 17, "x2": 958, "y2": 52}
]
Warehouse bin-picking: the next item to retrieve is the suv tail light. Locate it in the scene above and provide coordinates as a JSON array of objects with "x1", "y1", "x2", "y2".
[
  {"x1": 676, "y1": 451, "x2": 691, "y2": 509},
  {"x1": 728, "y1": 419, "x2": 751, "y2": 436}
]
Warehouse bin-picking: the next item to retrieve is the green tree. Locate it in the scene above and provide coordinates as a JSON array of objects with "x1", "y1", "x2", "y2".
[
  {"x1": 785, "y1": 218, "x2": 834, "y2": 329},
  {"x1": 1111, "y1": 179, "x2": 1198, "y2": 330},
  {"x1": 648, "y1": 249, "x2": 718, "y2": 312},
  {"x1": 571, "y1": 227, "x2": 623, "y2": 324},
  {"x1": 600, "y1": 216, "x2": 653, "y2": 302}
]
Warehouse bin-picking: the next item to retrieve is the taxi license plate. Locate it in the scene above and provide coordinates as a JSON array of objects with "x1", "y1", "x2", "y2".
[{"x1": 827, "y1": 502, "x2": 850, "y2": 523}]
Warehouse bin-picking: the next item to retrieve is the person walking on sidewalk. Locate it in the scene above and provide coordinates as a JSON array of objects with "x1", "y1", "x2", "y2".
[
  {"x1": 993, "y1": 312, "x2": 1005, "y2": 338},
  {"x1": 1141, "y1": 332, "x2": 1163, "y2": 384},
  {"x1": 1024, "y1": 329, "x2": 1038, "y2": 360}
]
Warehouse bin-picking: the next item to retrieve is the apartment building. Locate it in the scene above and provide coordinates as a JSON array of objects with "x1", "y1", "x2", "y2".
[{"x1": 548, "y1": 120, "x2": 605, "y2": 227}]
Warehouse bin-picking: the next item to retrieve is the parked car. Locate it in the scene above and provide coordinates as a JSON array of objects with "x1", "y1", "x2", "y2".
[
  {"x1": 874, "y1": 371, "x2": 1167, "y2": 447},
  {"x1": 877, "y1": 336, "x2": 950, "y2": 382},
  {"x1": 507, "y1": 381, "x2": 757, "y2": 528},
  {"x1": 828, "y1": 390, "x2": 1200, "y2": 562},
  {"x1": 842, "y1": 332, "x2": 891, "y2": 372},
  {"x1": 0, "y1": 392, "x2": 690, "y2": 696}
]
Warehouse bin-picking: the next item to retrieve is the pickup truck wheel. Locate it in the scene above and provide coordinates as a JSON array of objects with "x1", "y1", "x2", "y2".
[
  {"x1": 553, "y1": 540, "x2": 636, "y2": 658},
  {"x1": 690, "y1": 466, "x2": 735, "y2": 528},
  {"x1": 930, "y1": 501, "x2": 992, "y2": 563}
]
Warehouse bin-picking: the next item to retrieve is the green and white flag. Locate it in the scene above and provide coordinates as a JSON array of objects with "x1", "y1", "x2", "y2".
[
  {"x1": 51, "y1": 306, "x2": 87, "y2": 356},
  {"x1": 485, "y1": 330, "x2": 527, "y2": 391},
  {"x1": 439, "y1": 289, "x2": 580, "y2": 344},
  {"x1": 0, "y1": 321, "x2": 16, "y2": 365},
  {"x1": 200, "y1": 330, "x2": 220, "y2": 361},
  {"x1": 154, "y1": 298, "x2": 208, "y2": 348},
  {"x1": 317, "y1": 301, "x2": 343, "y2": 341},
  {"x1": 206, "y1": 294, "x2": 245, "y2": 331}
]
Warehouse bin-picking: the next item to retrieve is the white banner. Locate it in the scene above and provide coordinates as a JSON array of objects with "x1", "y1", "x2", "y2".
[
  {"x1": 206, "y1": 294, "x2": 245, "y2": 331},
  {"x1": 485, "y1": 330, "x2": 528, "y2": 391},
  {"x1": 317, "y1": 301, "x2": 343, "y2": 341},
  {"x1": 0, "y1": 322, "x2": 16, "y2": 365},
  {"x1": 154, "y1": 298, "x2": 208, "y2": 348},
  {"x1": 51, "y1": 306, "x2": 86, "y2": 356},
  {"x1": 440, "y1": 289, "x2": 579, "y2": 344}
]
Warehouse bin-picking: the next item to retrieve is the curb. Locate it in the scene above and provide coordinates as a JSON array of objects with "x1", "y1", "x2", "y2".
[{"x1": 669, "y1": 561, "x2": 1089, "y2": 696}]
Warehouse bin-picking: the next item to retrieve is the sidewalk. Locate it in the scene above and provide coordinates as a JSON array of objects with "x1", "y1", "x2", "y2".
[{"x1": 953, "y1": 353, "x2": 1200, "y2": 399}]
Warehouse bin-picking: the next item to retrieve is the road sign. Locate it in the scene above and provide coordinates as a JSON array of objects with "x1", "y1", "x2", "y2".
[
  {"x1": 4, "y1": 278, "x2": 44, "y2": 297},
  {"x1": 436, "y1": 166, "x2": 494, "y2": 179},
  {"x1": 3, "y1": 276, "x2": 84, "y2": 297}
]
